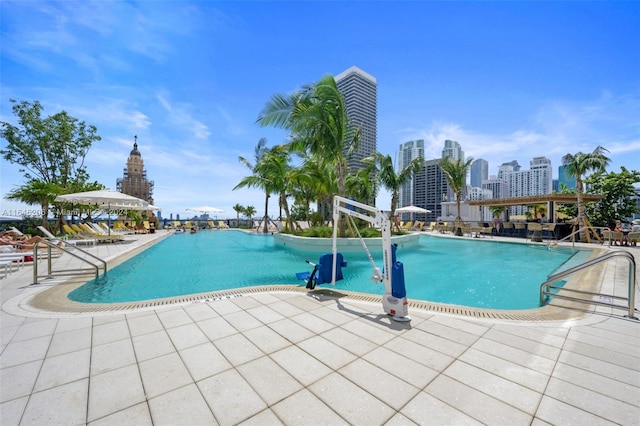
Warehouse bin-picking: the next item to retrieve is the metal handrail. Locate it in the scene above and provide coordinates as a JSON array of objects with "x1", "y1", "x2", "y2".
[
  {"x1": 33, "y1": 239, "x2": 107, "y2": 284},
  {"x1": 540, "y1": 250, "x2": 637, "y2": 319},
  {"x1": 556, "y1": 226, "x2": 611, "y2": 248}
]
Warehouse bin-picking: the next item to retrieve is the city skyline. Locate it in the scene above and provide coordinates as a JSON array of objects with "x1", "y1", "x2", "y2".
[{"x1": 1, "y1": 1, "x2": 638, "y2": 219}]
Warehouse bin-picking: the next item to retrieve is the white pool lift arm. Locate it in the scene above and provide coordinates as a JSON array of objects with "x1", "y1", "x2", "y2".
[{"x1": 332, "y1": 196, "x2": 410, "y2": 322}]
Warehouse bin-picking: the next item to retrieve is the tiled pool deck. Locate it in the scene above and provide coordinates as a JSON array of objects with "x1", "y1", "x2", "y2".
[{"x1": 1, "y1": 230, "x2": 638, "y2": 425}]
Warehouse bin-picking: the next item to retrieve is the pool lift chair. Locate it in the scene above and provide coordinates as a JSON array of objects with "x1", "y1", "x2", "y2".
[{"x1": 296, "y1": 196, "x2": 410, "y2": 322}]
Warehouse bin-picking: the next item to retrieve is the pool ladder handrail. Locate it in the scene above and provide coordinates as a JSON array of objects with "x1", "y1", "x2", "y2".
[
  {"x1": 32, "y1": 239, "x2": 107, "y2": 284},
  {"x1": 555, "y1": 226, "x2": 612, "y2": 248},
  {"x1": 540, "y1": 250, "x2": 637, "y2": 319}
]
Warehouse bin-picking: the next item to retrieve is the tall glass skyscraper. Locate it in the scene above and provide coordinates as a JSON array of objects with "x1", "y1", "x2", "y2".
[
  {"x1": 335, "y1": 66, "x2": 377, "y2": 173},
  {"x1": 470, "y1": 159, "x2": 488, "y2": 188},
  {"x1": 397, "y1": 140, "x2": 425, "y2": 208}
]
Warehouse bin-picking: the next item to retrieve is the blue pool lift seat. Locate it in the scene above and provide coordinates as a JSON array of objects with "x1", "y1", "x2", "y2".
[{"x1": 296, "y1": 253, "x2": 347, "y2": 289}]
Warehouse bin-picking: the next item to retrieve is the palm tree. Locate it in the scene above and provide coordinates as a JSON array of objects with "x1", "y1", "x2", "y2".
[
  {"x1": 236, "y1": 138, "x2": 271, "y2": 233},
  {"x1": 364, "y1": 153, "x2": 423, "y2": 231},
  {"x1": 438, "y1": 157, "x2": 474, "y2": 236},
  {"x1": 5, "y1": 180, "x2": 60, "y2": 227},
  {"x1": 257, "y1": 146, "x2": 295, "y2": 232},
  {"x1": 257, "y1": 74, "x2": 360, "y2": 237},
  {"x1": 562, "y1": 146, "x2": 610, "y2": 242},
  {"x1": 244, "y1": 206, "x2": 256, "y2": 228},
  {"x1": 232, "y1": 204, "x2": 244, "y2": 227}
]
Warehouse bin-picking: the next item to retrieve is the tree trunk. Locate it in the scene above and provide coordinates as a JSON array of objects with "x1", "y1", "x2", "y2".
[{"x1": 262, "y1": 193, "x2": 269, "y2": 233}]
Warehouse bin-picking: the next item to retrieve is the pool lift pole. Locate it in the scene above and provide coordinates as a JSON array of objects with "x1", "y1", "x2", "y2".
[{"x1": 332, "y1": 196, "x2": 411, "y2": 322}]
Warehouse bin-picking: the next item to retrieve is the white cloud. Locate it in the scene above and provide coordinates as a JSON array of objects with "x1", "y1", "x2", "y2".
[{"x1": 156, "y1": 92, "x2": 211, "y2": 140}]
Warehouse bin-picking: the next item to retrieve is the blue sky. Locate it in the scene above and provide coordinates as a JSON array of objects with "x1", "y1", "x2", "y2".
[{"x1": 1, "y1": 1, "x2": 639, "y2": 220}]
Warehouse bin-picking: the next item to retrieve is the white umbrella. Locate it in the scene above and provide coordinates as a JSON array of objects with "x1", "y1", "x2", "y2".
[
  {"x1": 395, "y1": 205, "x2": 431, "y2": 214},
  {"x1": 187, "y1": 206, "x2": 224, "y2": 214},
  {"x1": 55, "y1": 190, "x2": 149, "y2": 209},
  {"x1": 55, "y1": 189, "x2": 149, "y2": 234}
]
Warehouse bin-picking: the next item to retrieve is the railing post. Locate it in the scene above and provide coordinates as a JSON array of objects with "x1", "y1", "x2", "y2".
[{"x1": 627, "y1": 256, "x2": 637, "y2": 319}]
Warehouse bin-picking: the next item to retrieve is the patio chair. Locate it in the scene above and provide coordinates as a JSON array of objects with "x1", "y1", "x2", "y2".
[{"x1": 502, "y1": 222, "x2": 514, "y2": 237}]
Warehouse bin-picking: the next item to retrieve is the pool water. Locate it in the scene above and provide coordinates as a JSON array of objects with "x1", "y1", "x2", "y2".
[{"x1": 68, "y1": 230, "x2": 591, "y2": 309}]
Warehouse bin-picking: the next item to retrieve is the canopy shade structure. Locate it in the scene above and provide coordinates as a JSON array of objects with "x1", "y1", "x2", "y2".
[
  {"x1": 187, "y1": 206, "x2": 224, "y2": 214},
  {"x1": 395, "y1": 205, "x2": 432, "y2": 214},
  {"x1": 55, "y1": 190, "x2": 149, "y2": 210},
  {"x1": 146, "y1": 205, "x2": 162, "y2": 211},
  {"x1": 55, "y1": 190, "x2": 149, "y2": 235}
]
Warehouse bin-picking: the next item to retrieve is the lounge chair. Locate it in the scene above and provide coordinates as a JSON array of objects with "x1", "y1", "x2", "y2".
[
  {"x1": 63, "y1": 224, "x2": 98, "y2": 245},
  {"x1": 602, "y1": 229, "x2": 624, "y2": 246},
  {"x1": 217, "y1": 220, "x2": 229, "y2": 229},
  {"x1": 502, "y1": 222, "x2": 514, "y2": 237},
  {"x1": 77, "y1": 223, "x2": 124, "y2": 242},
  {"x1": 207, "y1": 220, "x2": 216, "y2": 229},
  {"x1": 470, "y1": 222, "x2": 483, "y2": 237},
  {"x1": 628, "y1": 231, "x2": 639, "y2": 247},
  {"x1": 173, "y1": 220, "x2": 181, "y2": 229},
  {"x1": 480, "y1": 223, "x2": 494, "y2": 238}
]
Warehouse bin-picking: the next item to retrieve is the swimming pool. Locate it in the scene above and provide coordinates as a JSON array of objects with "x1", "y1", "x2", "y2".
[{"x1": 68, "y1": 230, "x2": 591, "y2": 309}]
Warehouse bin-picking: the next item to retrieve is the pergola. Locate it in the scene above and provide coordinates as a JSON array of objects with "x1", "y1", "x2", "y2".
[{"x1": 468, "y1": 194, "x2": 602, "y2": 222}]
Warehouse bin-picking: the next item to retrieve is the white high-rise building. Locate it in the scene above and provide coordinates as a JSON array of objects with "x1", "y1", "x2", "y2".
[
  {"x1": 335, "y1": 66, "x2": 377, "y2": 173},
  {"x1": 398, "y1": 140, "x2": 425, "y2": 208},
  {"x1": 498, "y1": 157, "x2": 553, "y2": 215},
  {"x1": 442, "y1": 139, "x2": 464, "y2": 161}
]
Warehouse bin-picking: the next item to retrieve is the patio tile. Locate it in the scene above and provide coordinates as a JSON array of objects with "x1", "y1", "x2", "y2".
[
  {"x1": 138, "y1": 352, "x2": 193, "y2": 399},
  {"x1": 246, "y1": 304, "x2": 286, "y2": 325},
  {"x1": 494, "y1": 323, "x2": 568, "y2": 347},
  {"x1": 458, "y1": 347, "x2": 549, "y2": 393},
  {"x1": 10, "y1": 318, "x2": 57, "y2": 342},
  {"x1": 132, "y1": 330, "x2": 175, "y2": 362},
  {"x1": 339, "y1": 318, "x2": 396, "y2": 345},
  {"x1": 148, "y1": 383, "x2": 216, "y2": 425},
  {"x1": 413, "y1": 318, "x2": 484, "y2": 347},
  {"x1": 182, "y1": 302, "x2": 219, "y2": 322},
  {"x1": 90, "y1": 339, "x2": 136, "y2": 376},
  {"x1": 321, "y1": 327, "x2": 378, "y2": 357},
  {"x1": 297, "y1": 335, "x2": 357, "y2": 370},
  {"x1": 339, "y1": 358, "x2": 420, "y2": 410},
  {"x1": 88, "y1": 364, "x2": 145, "y2": 422},
  {"x1": 558, "y1": 349, "x2": 639, "y2": 387},
  {"x1": 198, "y1": 369, "x2": 267, "y2": 425},
  {"x1": 535, "y1": 395, "x2": 619, "y2": 425},
  {"x1": 401, "y1": 326, "x2": 469, "y2": 358},
  {"x1": 425, "y1": 374, "x2": 532, "y2": 425},
  {"x1": 1, "y1": 396, "x2": 28, "y2": 426},
  {"x1": 269, "y1": 318, "x2": 315, "y2": 343},
  {"x1": 271, "y1": 389, "x2": 347, "y2": 425},
  {"x1": 179, "y1": 342, "x2": 232, "y2": 381},
  {"x1": 156, "y1": 307, "x2": 193, "y2": 328},
  {"x1": 197, "y1": 316, "x2": 238, "y2": 341},
  {"x1": 34, "y1": 348, "x2": 90, "y2": 392},
  {"x1": 444, "y1": 360, "x2": 542, "y2": 414},
  {"x1": 0, "y1": 359, "x2": 42, "y2": 402},
  {"x1": 428, "y1": 315, "x2": 490, "y2": 336},
  {"x1": 238, "y1": 408, "x2": 283, "y2": 425},
  {"x1": 311, "y1": 305, "x2": 354, "y2": 326},
  {"x1": 23, "y1": 379, "x2": 88, "y2": 425},
  {"x1": 291, "y1": 311, "x2": 336, "y2": 334},
  {"x1": 238, "y1": 357, "x2": 303, "y2": 405},
  {"x1": 214, "y1": 333, "x2": 264, "y2": 365},
  {"x1": 224, "y1": 310, "x2": 264, "y2": 332},
  {"x1": 230, "y1": 295, "x2": 263, "y2": 310},
  {"x1": 544, "y1": 377, "x2": 638, "y2": 424},
  {"x1": 471, "y1": 337, "x2": 556, "y2": 375},
  {"x1": 552, "y1": 361, "x2": 640, "y2": 407},
  {"x1": 0, "y1": 335, "x2": 51, "y2": 368},
  {"x1": 483, "y1": 328, "x2": 561, "y2": 361},
  {"x1": 48, "y1": 326, "x2": 92, "y2": 356},
  {"x1": 0, "y1": 324, "x2": 19, "y2": 346},
  {"x1": 383, "y1": 336, "x2": 454, "y2": 371},
  {"x1": 88, "y1": 402, "x2": 153, "y2": 426},
  {"x1": 93, "y1": 314, "x2": 126, "y2": 325},
  {"x1": 92, "y1": 320, "x2": 130, "y2": 346},
  {"x1": 166, "y1": 322, "x2": 208, "y2": 350},
  {"x1": 210, "y1": 298, "x2": 243, "y2": 315},
  {"x1": 126, "y1": 313, "x2": 164, "y2": 337},
  {"x1": 563, "y1": 338, "x2": 639, "y2": 370},
  {"x1": 401, "y1": 391, "x2": 482, "y2": 425},
  {"x1": 309, "y1": 372, "x2": 395, "y2": 425},
  {"x1": 268, "y1": 300, "x2": 305, "y2": 317},
  {"x1": 363, "y1": 346, "x2": 439, "y2": 389},
  {"x1": 271, "y1": 345, "x2": 332, "y2": 386},
  {"x1": 243, "y1": 325, "x2": 291, "y2": 354},
  {"x1": 0, "y1": 312, "x2": 25, "y2": 329}
]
